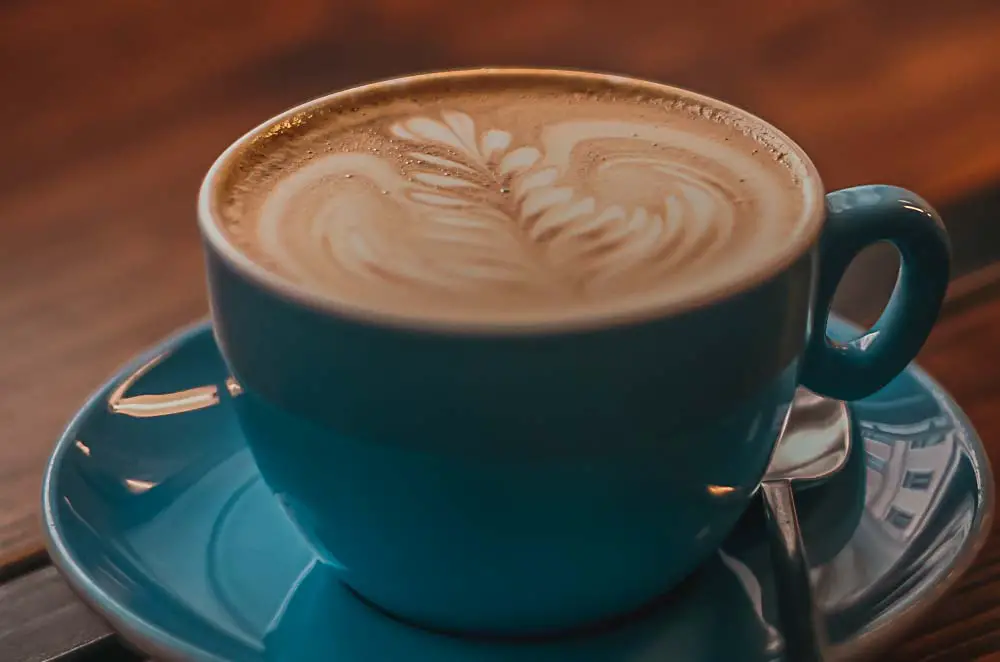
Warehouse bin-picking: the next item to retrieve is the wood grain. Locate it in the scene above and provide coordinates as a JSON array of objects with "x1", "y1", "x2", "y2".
[
  {"x1": 0, "y1": 566, "x2": 129, "y2": 662},
  {"x1": 2, "y1": 0, "x2": 1000, "y2": 658}
]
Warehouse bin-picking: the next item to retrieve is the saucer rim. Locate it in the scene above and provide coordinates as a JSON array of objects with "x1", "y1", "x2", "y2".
[
  {"x1": 40, "y1": 319, "x2": 996, "y2": 662},
  {"x1": 42, "y1": 319, "x2": 229, "y2": 662}
]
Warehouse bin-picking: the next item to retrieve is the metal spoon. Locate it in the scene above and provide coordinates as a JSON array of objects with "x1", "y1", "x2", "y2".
[{"x1": 761, "y1": 389, "x2": 852, "y2": 662}]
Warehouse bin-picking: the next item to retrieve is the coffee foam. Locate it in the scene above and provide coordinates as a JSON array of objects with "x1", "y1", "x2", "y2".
[{"x1": 212, "y1": 72, "x2": 817, "y2": 325}]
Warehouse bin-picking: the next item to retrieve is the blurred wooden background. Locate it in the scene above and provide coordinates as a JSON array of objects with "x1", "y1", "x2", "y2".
[{"x1": 3, "y1": 0, "x2": 1000, "y2": 613}]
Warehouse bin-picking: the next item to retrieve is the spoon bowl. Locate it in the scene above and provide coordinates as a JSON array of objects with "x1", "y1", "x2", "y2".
[{"x1": 768, "y1": 389, "x2": 852, "y2": 485}]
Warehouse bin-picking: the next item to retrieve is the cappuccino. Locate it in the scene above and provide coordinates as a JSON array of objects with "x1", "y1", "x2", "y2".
[{"x1": 211, "y1": 70, "x2": 817, "y2": 324}]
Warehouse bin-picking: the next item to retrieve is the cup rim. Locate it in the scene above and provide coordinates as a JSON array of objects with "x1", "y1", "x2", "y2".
[{"x1": 198, "y1": 67, "x2": 826, "y2": 335}]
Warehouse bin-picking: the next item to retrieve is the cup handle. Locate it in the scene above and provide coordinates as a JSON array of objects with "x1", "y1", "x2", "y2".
[{"x1": 799, "y1": 185, "x2": 950, "y2": 401}]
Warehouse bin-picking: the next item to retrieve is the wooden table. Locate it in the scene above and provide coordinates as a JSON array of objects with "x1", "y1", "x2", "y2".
[{"x1": 2, "y1": 1, "x2": 1000, "y2": 659}]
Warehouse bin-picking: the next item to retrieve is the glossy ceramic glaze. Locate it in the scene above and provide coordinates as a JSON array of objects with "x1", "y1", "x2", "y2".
[
  {"x1": 206, "y1": 226, "x2": 809, "y2": 634},
  {"x1": 203, "y1": 152, "x2": 949, "y2": 631},
  {"x1": 42, "y1": 318, "x2": 992, "y2": 661}
]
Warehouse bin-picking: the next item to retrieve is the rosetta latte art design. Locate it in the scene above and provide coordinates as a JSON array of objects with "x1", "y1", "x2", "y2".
[{"x1": 255, "y1": 109, "x2": 795, "y2": 313}]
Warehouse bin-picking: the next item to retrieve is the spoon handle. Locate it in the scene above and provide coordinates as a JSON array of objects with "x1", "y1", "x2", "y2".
[{"x1": 761, "y1": 479, "x2": 826, "y2": 662}]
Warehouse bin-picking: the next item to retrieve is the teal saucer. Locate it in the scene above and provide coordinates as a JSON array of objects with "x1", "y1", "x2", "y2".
[{"x1": 42, "y1": 318, "x2": 992, "y2": 661}]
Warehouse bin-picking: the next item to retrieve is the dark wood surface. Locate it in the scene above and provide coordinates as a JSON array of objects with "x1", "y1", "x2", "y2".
[
  {"x1": 3, "y1": 0, "x2": 1000, "y2": 659},
  {"x1": 0, "y1": 566, "x2": 131, "y2": 662}
]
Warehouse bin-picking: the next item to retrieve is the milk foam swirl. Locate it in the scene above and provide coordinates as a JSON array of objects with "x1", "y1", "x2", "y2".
[{"x1": 244, "y1": 102, "x2": 806, "y2": 320}]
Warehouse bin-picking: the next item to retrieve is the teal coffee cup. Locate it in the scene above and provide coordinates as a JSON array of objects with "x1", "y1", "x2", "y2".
[{"x1": 197, "y1": 69, "x2": 950, "y2": 636}]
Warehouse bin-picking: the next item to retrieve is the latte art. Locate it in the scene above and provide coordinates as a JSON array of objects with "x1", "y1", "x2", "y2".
[{"x1": 215, "y1": 72, "x2": 815, "y2": 323}]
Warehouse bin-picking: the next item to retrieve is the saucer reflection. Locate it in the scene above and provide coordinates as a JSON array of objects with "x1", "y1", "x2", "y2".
[
  {"x1": 812, "y1": 381, "x2": 973, "y2": 626},
  {"x1": 107, "y1": 350, "x2": 242, "y2": 418}
]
